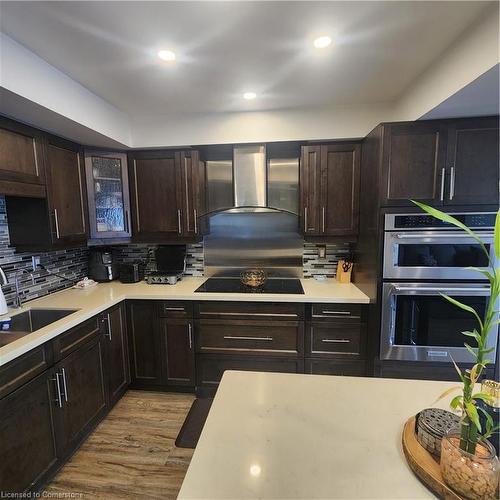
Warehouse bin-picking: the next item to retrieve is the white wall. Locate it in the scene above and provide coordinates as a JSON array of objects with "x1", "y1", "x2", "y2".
[
  {"x1": 130, "y1": 103, "x2": 395, "y2": 147},
  {"x1": 393, "y1": 5, "x2": 499, "y2": 121},
  {"x1": 0, "y1": 33, "x2": 131, "y2": 146}
]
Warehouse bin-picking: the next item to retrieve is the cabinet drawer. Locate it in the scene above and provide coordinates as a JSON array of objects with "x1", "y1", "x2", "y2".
[
  {"x1": 195, "y1": 301, "x2": 304, "y2": 321},
  {"x1": 196, "y1": 354, "x2": 304, "y2": 387},
  {"x1": 311, "y1": 303, "x2": 363, "y2": 321},
  {"x1": 52, "y1": 317, "x2": 100, "y2": 361},
  {"x1": 305, "y1": 358, "x2": 366, "y2": 377},
  {"x1": 158, "y1": 301, "x2": 193, "y2": 318},
  {"x1": 0, "y1": 344, "x2": 52, "y2": 399},
  {"x1": 307, "y1": 323, "x2": 364, "y2": 357},
  {"x1": 196, "y1": 319, "x2": 304, "y2": 356}
]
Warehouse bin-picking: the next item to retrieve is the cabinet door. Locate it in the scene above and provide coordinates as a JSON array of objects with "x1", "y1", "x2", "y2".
[
  {"x1": 160, "y1": 318, "x2": 195, "y2": 386},
  {"x1": 0, "y1": 370, "x2": 59, "y2": 493},
  {"x1": 300, "y1": 145, "x2": 321, "y2": 235},
  {"x1": 382, "y1": 122, "x2": 447, "y2": 206},
  {"x1": 101, "y1": 304, "x2": 130, "y2": 405},
  {"x1": 85, "y1": 151, "x2": 131, "y2": 239},
  {"x1": 321, "y1": 143, "x2": 360, "y2": 236},
  {"x1": 445, "y1": 118, "x2": 499, "y2": 206},
  {"x1": 45, "y1": 138, "x2": 87, "y2": 245},
  {"x1": 128, "y1": 153, "x2": 183, "y2": 240},
  {"x1": 178, "y1": 150, "x2": 201, "y2": 237},
  {"x1": 53, "y1": 336, "x2": 107, "y2": 457},
  {"x1": 0, "y1": 118, "x2": 45, "y2": 189},
  {"x1": 126, "y1": 301, "x2": 163, "y2": 386}
]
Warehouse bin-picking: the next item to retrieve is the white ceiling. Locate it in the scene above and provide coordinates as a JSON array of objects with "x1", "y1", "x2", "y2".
[{"x1": 0, "y1": 1, "x2": 494, "y2": 117}]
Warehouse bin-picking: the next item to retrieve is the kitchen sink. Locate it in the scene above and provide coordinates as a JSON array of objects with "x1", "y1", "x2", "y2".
[{"x1": 0, "y1": 308, "x2": 79, "y2": 347}]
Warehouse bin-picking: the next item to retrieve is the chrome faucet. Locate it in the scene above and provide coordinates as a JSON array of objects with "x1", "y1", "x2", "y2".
[{"x1": 14, "y1": 269, "x2": 35, "y2": 308}]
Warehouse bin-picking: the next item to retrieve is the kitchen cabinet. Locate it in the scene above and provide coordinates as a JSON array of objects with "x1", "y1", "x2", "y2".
[
  {"x1": 128, "y1": 149, "x2": 202, "y2": 242},
  {"x1": 100, "y1": 304, "x2": 130, "y2": 406},
  {"x1": 84, "y1": 150, "x2": 131, "y2": 240},
  {"x1": 444, "y1": 117, "x2": 499, "y2": 206},
  {"x1": 126, "y1": 300, "x2": 164, "y2": 386},
  {"x1": 0, "y1": 370, "x2": 59, "y2": 493},
  {"x1": 0, "y1": 117, "x2": 46, "y2": 197},
  {"x1": 300, "y1": 143, "x2": 361, "y2": 236},
  {"x1": 5, "y1": 135, "x2": 88, "y2": 250},
  {"x1": 377, "y1": 117, "x2": 499, "y2": 208},
  {"x1": 52, "y1": 335, "x2": 107, "y2": 457}
]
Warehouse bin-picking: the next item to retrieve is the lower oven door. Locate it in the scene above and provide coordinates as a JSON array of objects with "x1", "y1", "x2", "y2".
[{"x1": 380, "y1": 282, "x2": 498, "y2": 363}]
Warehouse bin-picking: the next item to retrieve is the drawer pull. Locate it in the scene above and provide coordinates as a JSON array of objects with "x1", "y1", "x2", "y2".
[
  {"x1": 312, "y1": 313, "x2": 360, "y2": 319},
  {"x1": 321, "y1": 339, "x2": 350, "y2": 343},
  {"x1": 322, "y1": 311, "x2": 350, "y2": 315},
  {"x1": 163, "y1": 307, "x2": 185, "y2": 311},
  {"x1": 223, "y1": 335, "x2": 273, "y2": 341},
  {"x1": 203, "y1": 312, "x2": 297, "y2": 318}
]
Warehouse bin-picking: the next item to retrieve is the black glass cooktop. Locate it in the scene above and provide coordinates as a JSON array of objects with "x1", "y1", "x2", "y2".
[{"x1": 195, "y1": 278, "x2": 304, "y2": 294}]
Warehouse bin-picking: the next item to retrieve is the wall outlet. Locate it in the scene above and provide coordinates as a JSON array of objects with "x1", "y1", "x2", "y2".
[
  {"x1": 317, "y1": 245, "x2": 327, "y2": 260},
  {"x1": 31, "y1": 256, "x2": 41, "y2": 272}
]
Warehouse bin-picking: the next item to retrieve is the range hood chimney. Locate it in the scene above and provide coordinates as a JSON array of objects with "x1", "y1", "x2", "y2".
[{"x1": 233, "y1": 145, "x2": 266, "y2": 208}]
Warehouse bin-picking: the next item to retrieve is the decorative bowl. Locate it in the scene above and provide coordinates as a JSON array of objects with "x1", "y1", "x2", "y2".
[{"x1": 240, "y1": 269, "x2": 267, "y2": 288}]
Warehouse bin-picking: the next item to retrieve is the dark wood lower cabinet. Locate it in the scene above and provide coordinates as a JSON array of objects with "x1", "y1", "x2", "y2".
[
  {"x1": 0, "y1": 370, "x2": 59, "y2": 493},
  {"x1": 53, "y1": 336, "x2": 107, "y2": 458},
  {"x1": 101, "y1": 304, "x2": 130, "y2": 406},
  {"x1": 305, "y1": 358, "x2": 366, "y2": 376},
  {"x1": 160, "y1": 318, "x2": 195, "y2": 387}
]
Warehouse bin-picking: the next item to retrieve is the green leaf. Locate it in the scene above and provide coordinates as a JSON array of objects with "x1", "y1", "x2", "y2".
[
  {"x1": 477, "y1": 407, "x2": 494, "y2": 438},
  {"x1": 449, "y1": 354, "x2": 465, "y2": 383},
  {"x1": 495, "y1": 209, "x2": 500, "y2": 259},
  {"x1": 450, "y1": 395, "x2": 463, "y2": 410},
  {"x1": 465, "y1": 402, "x2": 481, "y2": 433},
  {"x1": 462, "y1": 330, "x2": 482, "y2": 342},
  {"x1": 464, "y1": 343, "x2": 477, "y2": 359},
  {"x1": 472, "y1": 393, "x2": 494, "y2": 404},
  {"x1": 441, "y1": 294, "x2": 483, "y2": 329},
  {"x1": 434, "y1": 385, "x2": 462, "y2": 404}
]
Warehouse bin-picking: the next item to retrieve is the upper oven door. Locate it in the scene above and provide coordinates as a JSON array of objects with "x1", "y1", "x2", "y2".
[
  {"x1": 383, "y1": 231, "x2": 495, "y2": 280},
  {"x1": 380, "y1": 282, "x2": 498, "y2": 363}
]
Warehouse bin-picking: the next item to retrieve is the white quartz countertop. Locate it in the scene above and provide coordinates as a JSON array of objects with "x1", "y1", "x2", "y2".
[
  {"x1": 179, "y1": 371, "x2": 454, "y2": 500},
  {"x1": 0, "y1": 277, "x2": 368, "y2": 366}
]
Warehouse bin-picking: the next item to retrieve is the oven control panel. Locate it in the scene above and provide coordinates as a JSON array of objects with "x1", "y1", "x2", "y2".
[{"x1": 386, "y1": 212, "x2": 496, "y2": 230}]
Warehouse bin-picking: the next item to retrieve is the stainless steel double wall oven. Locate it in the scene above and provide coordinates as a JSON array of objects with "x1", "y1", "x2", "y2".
[{"x1": 380, "y1": 212, "x2": 498, "y2": 363}]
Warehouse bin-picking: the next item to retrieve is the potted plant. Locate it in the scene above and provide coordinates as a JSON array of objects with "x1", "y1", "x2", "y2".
[{"x1": 413, "y1": 201, "x2": 500, "y2": 499}]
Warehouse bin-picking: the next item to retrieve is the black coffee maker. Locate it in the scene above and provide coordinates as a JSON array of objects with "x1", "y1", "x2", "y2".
[{"x1": 88, "y1": 248, "x2": 119, "y2": 282}]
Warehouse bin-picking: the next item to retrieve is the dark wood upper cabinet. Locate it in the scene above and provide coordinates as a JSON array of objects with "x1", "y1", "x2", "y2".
[
  {"x1": 301, "y1": 143, "x2": 360, "y2": 236},
  {"x1": 381, "y1": 122, "x2": 447, "y2": 206},
  {"x1": 84, "y1": 150, "x2": 131, "y2": 240},
  {"x1": 100, "y1": 304, "x2": 130, "y2": 406},
  {"x1": 321, "y1": 143, "x2": 361, "y2": 236},
  {"x1": 300, "y1": 145, "x2": 321, "y2": 235},
  {"x1": 444, "y1": 117, "x2": 499, "y2": 206},
  {"x1": 126, "y1": 300, "x2": 164, "y2": 386},
  {"x1": 0, "y1": 370, "x2": 59, "y2": 493},
  {"x1": 178, "y1": 150, "x2": 203, "y2": 237},
  {"x1": 53, "y1": 335, "x2": 107, "y2": 458},
  {"x1": 160, "y1": 317, "x2": 195, "y2": 386},
  {"x1": 0, "y1": 117, "x2": 46, "y2": 197}
]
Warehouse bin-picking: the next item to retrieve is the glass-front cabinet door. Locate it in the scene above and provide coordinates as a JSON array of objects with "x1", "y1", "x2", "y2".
[{"x1": 84, "y1": 151, "x2": 131, "y2": 239}]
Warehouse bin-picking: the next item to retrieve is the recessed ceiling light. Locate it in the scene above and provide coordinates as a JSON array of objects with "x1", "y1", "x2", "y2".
[
  {"x1": 243, "y1": 92, "x2": 257, "y2": 100},
  {"x1": 158, "y1": 50, "x2": 176, "y2": 62},
  {"x1": 313, "y1": 36, "x2": 332, "y2": 49}
]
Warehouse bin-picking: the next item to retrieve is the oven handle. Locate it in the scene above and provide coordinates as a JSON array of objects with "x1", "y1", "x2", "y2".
[
  {"x1": 393, "y1": 286, "x2": 490, "y2": 294},
  {"x1": 393, "y1": 233, "x2": 493, "y2": 239}
]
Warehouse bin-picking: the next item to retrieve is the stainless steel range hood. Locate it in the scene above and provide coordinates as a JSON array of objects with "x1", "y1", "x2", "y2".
[{"x1": 233, "y1": 145, "x2": 267, "y2": 208}]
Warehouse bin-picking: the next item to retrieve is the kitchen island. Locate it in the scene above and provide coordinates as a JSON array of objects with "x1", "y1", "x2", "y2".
[{"x1": 178, "y1": 370, "x2": 454, "y2": 499}]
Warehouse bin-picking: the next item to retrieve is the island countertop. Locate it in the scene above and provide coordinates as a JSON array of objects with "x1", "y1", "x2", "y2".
[
  {"x1": 0, "y1": 277, "x2": 369, "y2": 366},
  {"x1": 178, "y1": 371, "x2": 454, "y2": 499}
]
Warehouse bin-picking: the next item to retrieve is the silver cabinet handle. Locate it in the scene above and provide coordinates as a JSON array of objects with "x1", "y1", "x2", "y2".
[
  {"x1": 102, "y1": 314, "x2": 112, "y2": 340},
  {"x1": 394, "y1": 286, "x2": 488, "y2": 293},
  {"x1": 304, "y1": 207, "x2": 308, "y2": 232},
  {"x1": 124, "y1": 209, "x2": 129, "y2": 233},
  {"x1": 194, "y1": 209, "x2": 198, "y2": 234},
  {"x1": 449, "y1": 166, "x2": 455, "y2": 200},
  {"x1": 54, "y1": 209, "x2": 60, "y2": 239},
  {"x1": 440, "y1": 167, "x2": 445, "y2": 201},
  {"x1": 60, "y1": 368, "x2": 69, "y2": 402},
  {"x1": 321, "y1": 339, "x2": 350, "y2": 343},
  {"x1": 394, "y1": 233, "x2": 491, "y2": 239},
  {"x1": 177, "y1": 209, "x2": 182, "y2": 234},
  {"x1": 322, "y1": 207, "x2": 325, "y2": 233},
  {"x1": 202, "y1": 312, "x2": 298, "y2": 318},
  {"x1": 223, "y1": 335, "x2": 273, "y2": 341},
  {"x1": 52, "y1": 374, "x2": 63, "y2": 408},
  {"x1": 164, "y1": 307, "x2": 185, "y2": 311},
  {"x1": 322, "y1": 310, "x2": 351, "y2": 315},
  {"x1": 188, "y1": 323, "x2": 193, "y2": 349}
]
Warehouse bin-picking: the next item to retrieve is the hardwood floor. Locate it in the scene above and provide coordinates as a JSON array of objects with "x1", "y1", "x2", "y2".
[{"x1": 45, "y1": 391, "x2": 195, "y2": 499}]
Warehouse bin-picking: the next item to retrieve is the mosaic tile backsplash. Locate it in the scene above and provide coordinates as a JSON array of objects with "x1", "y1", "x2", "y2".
[
  {"x1": 302, "y1": 243, "x2": 350, "y2": 278},
  {"x1": 0, "y1": 196, "x2": 88, "y2": 307}
]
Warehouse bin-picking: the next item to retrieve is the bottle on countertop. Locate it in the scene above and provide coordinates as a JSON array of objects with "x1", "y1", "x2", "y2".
[{"x1": 477, "y1": 379, "x2": 500, "y2": 456}]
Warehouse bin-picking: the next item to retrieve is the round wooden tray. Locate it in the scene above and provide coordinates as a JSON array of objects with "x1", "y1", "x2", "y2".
[{"x1": 402, "y1": 416, "x2": 464, "y2": 500}]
